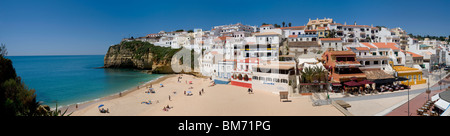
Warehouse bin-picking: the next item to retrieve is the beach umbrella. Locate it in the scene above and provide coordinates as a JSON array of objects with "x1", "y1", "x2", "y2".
[
  {"x1": 187, "y1": 91, "x2": 192, "y2": 94},
  {"x1": 98, "y1": 104, "x2": 104, "y2": 108}
]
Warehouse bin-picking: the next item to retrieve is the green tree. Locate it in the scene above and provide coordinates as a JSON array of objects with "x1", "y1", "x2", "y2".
[
  {"x1": 0, "y1": 43, "x2": 7, "y2": 57},
  {"x1": 282, "y1": 22, "x2": 285, "y2": 27},
  {"x1": 288, "y1": 22, "x2": 292, "y2": 27},
  {"x1": 325, "y1": 29, "x2": 336, "y2": 38},
  {"x1": 274, "y1": 24, "x2": 280, "y2": 28}
]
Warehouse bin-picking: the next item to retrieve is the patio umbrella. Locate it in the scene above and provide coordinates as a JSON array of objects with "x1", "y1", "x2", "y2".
[
  {"x1": 358, "y1": 80, "x2": 374, "y2": 85},
  {"x1": 98, "y1": 104, "x2": 104, "y2": 108},
  {"x1": 187, "y1": 91, "x2": 192, "y2": 94},
  {"x1": 344, "y1": 81, "x2": 361, "y2": 86}
]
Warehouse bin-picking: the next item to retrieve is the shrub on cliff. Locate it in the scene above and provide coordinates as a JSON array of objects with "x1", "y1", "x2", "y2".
[
  {"x1": 0, "y1": 50, "x2": 40, "y2": 116},
  {"x1": 118, "y1": 41, "x2": 181, "y2": 62}
]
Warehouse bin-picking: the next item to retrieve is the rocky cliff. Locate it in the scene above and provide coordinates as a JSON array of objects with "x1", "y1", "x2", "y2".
[{"x1": 104, "y1": 41, "x2": 181, "y2": 73}]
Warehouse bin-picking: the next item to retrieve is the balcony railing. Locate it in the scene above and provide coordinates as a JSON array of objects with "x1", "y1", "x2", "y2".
[{"x1": 297, "y1": 34, "x2": 318, "y2": 38}]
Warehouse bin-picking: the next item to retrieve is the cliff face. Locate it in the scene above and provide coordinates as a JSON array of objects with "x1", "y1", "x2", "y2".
[{"x1": 104, "y1": 41, "x2": 181, "y2": 73}]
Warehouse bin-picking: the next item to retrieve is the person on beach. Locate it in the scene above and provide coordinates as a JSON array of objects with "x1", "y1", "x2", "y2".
[
  {"x1": 199, "y1": 91, "x2": 202, "y2": 96},
  {"x1": 169, "y1": 95, "x2": 171, "y2": 101},
  {"x1": 202, "y1": 88, "x2": 204, "y2": 93},
  {"x1": 184, "y1": 91, "x2": 186, "y2": 95},
  {"x1": 119, "y1": 92, "x2": 122, "y2": 97}
]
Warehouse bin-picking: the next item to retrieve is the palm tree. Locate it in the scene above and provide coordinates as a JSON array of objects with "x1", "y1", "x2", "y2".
[{"x1": 282, "y1": 22, "x2": 285, "y2": 27}]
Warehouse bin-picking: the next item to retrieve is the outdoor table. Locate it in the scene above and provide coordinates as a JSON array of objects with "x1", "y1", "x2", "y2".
[
  {"x1": 431, "y1": 111, "x2": 436, "y2": 115},
  {"x1": 421, "y1": 107, "x2": 427, "y2": 112},
  {"x1": 417, "y1": 109, "x2": 424, "y2": 115}
]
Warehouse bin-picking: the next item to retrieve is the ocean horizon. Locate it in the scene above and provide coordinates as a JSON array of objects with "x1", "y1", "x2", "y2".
[{"x1": 6, "y1": 55, "x2": 165, "y2": 107}]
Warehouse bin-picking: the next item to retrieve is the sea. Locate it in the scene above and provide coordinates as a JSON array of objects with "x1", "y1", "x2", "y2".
[{"x1": 6, "y1": 55, "x2": 165, "y2": 107}]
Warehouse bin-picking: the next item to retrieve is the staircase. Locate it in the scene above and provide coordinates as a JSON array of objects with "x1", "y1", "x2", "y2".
[{"x1": 310, "y1": 93, "x2": 331, "y2": 106}]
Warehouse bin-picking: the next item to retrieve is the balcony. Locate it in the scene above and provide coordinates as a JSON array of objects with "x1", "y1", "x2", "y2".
[{"x1": 297, "y1": 34, "x2": 318, "y2": 38}]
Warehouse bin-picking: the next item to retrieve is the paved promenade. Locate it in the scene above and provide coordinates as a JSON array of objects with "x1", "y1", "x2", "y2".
[
  {"x1": 385, "y1": 74, "x2": 450, "y2": 116},
  {"x1": 327, "y1": 69, "x2": 449, "y2": 116}
]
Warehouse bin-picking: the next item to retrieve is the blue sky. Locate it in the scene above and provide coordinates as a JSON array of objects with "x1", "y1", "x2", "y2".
[{"x1": 0, "y1": 0, "x2": 449, "y2": 56}]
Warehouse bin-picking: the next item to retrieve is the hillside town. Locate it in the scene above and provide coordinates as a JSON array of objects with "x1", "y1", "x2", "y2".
[{"x1": 122, "y1": 18, "x2": 450, "y2": 115}]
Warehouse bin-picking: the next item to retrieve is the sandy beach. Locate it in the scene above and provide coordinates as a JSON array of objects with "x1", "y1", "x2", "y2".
[{"x1": 71, "y1": 74, "x2": 343, "y2": 116}]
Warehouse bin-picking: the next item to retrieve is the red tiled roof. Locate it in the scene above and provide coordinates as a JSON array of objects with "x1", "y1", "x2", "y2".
[
  {"x1": 406, "y1": 51, "x2": 423, "y2": 58},
  {"x1": 372, "y1": 42, "x2": 399, "y2": 50},
  {"x1": 260, "y1": 24, "x2": 273, "y2": 27},
  {"x1": 304, "y1": 29, "x2": 317, "y2": 32},
  {"x1": 320, "y1": 38, "x2": 341, "y2": 41},
  {"x1": 361, "y1": 42, "x2": 376, "y2": 48},
  {"x1": 317, "y1": 27, "x2": 328, "y2": 30},
  {"x1": 343, "y1": 25, "x2": 370, "y2": 28},
  {"x1": 223, "y1": 59, "x2": 237, "y2": 62},
  {"x1": 279, "y1": 26, "x2": 305, "y2": 30},
  {"x1": 288, "y1": 35, "x2": 298, "y2": 38},
  {"x1": 329, "y1": 51, "x2": 355, "y2": 56},
  {"x1": 355, "y1": 47, "x2": 370, "y2": 51},
  {"x1": 215, "y1": 36, "x2": 228, "y2": 41}
]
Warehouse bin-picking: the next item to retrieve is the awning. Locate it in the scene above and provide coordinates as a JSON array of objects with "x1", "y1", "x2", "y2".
[
  {"x1": 299, "y1": 83, "x2": 328, "y2": 85},
  {"x1": 435, "y1": 99, "x2": 450, "y2": 111},
  {"x1": 372, "y1": 78, "x2": 395, "y2": 84},
  {"x1": 431, "y1": 94, "x2": 440, "y2": 101},
  {"x1": 344, "y1": 81, "x2": 361, "y2": 86}
]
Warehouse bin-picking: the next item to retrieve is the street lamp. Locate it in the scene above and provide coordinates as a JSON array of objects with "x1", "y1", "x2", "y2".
[{"x1": 408, "y1": 79, "x2": 410, "y2": 116}]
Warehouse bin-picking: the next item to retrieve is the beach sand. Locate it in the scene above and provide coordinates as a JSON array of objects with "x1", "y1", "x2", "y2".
[{"x1": 71, "y1": 74, "x2": 343, "y2": 116}]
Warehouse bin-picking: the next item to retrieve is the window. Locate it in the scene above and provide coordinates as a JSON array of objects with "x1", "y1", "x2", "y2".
[
  {"x1": 273, "y1": 78, "x2": 280, "y2": 83},
  {"x1": 365, "y1": 61, "x2": 370, "y2": 65},
  {"x1": 281, "y1": 79, "x2": 288, "y2": 83},
  {"x1": 304, "y1": 49, "x2": 307, "y2": 54},
  {"x1": 374, "y1": 61, "x2": 379, "y2": 65},
  {"x1": 259, "y1": 77, "x2": 265, "y2": 81},
  {"x1": 364, "y1": 52, "x2": 367, "y2": 55},
  {"x1": 372, "y1": 52, "x2": 376, "y2": 56},
  {"x1": 266, "y1": 78, "x2": 272, "y2": 82}
]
